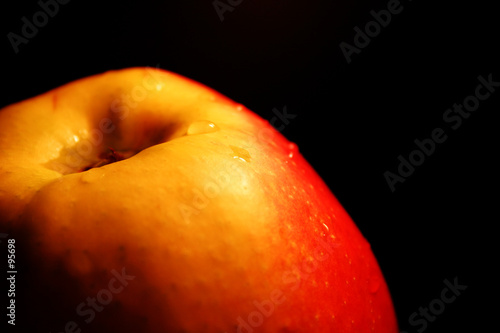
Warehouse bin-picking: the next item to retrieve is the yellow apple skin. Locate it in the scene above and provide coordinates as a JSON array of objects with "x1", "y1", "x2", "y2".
[{"x1": 0, "y1": 68, "x2": 398, "y2": 332}]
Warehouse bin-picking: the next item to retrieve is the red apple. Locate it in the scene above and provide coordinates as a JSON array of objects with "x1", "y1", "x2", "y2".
[{"x1": 0, "y1": 67, "x2": 398, "y2": 332}]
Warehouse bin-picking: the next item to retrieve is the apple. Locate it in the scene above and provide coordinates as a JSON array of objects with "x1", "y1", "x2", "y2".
[{"x1": 0, "y1": 67, "x2": 398, "y2": 332}]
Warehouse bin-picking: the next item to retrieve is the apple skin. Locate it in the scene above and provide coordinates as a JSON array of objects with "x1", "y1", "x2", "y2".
[{"x1": 0, "y1": 68, "x2": 398, "y2": 332}]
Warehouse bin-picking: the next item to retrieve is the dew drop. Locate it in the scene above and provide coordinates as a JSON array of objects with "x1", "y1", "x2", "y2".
[
  {"x1": 187, "y1": 120, "x2": 219, "y2": 135},
  {"x1": 287, "y1": 142, "x2": 298, "y2": 158},
  {"x1": 229, "y1": 145, "x2": 251, "y2": 162}
]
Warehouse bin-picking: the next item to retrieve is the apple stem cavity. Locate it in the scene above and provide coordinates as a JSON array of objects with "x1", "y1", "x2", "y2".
[{"x1": 80, "y1": 147, "x2": 135, "y2": 172}]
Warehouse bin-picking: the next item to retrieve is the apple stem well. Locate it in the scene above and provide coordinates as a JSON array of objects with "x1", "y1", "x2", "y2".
[{"x1": 80, "y1": 147, "x2": 135, "y2": 172}]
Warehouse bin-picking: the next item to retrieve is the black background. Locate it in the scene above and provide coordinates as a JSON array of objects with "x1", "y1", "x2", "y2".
[{"x1": 1, "y1": 0, "x2": 497, "y2": 332}]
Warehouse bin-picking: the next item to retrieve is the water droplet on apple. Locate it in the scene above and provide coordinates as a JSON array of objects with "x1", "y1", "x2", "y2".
[
  {"x1": 319, "y1": 223, "x2": 329, "y2": 237},
  {"x1": 287, "y1": 142, "x2": 298, "y2": 158},
  {"x1": 229, "y1": 145, "x2": 251, "y2": 162},
  {"x1": 368, "y1": 276, "x2": 381, "y2": 294},
  {"x1": 187, "y1": 120, "x2": 219, "y2": 135}
]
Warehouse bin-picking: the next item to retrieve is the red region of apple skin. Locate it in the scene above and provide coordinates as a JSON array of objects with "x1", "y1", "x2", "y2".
[
  {"x1": 249, "y1": 134, "x2": 397, "y2": 332},
  {"x1": 0, "y1": 67, "x2": 398, "y2": 332}
]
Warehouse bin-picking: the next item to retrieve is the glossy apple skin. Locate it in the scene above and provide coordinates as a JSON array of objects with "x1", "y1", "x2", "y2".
[{"x1": 0, "y1": 68, "x2": 398, "y2": 332}]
